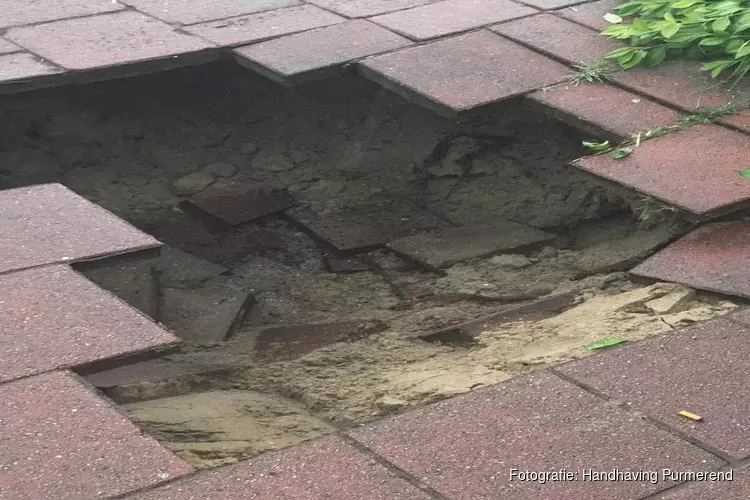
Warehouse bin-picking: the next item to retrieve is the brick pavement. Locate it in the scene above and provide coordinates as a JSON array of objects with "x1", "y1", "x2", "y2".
[
  {"x1": 2, "y1": 185, "x2": 750, "y2": 498},
  {"x1": 5, "y1": 1, "x2": 750, "y2": 498}
]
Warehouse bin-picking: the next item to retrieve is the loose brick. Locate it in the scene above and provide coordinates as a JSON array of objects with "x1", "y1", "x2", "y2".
[
  {"x1": 349, "y1": 372, "x2": 723, "y2": 500},
  {"x1": 184, "y1": 181, "x2": 295, "y2": 226},
  {"x1": 573, "y1": 124, "x2": 750, "y2": 218},
  {"x1": 84, "y1": 359, "x2": 235, "y2": 403},
  {"x1": 287, "y1": 196, "x2": 450, "y2": 256},
  {"x1": 80, "y1": 261, "x2": 160, "y2": 320},
  {"x1": 371, "y1": 0, "x2": 537, "y2": 41},
  {"x1": 6, "y1": 11, "x2": 214, "y2": 71},
  {"x1": 528, "y1": 83, "x2": 682, "y2": 140},
  {"x1": 255, "y1": 320, "x2": 387, "y2": 362},
  {"x1": 184, "y1": 5, "x2": 345, "y2": 47},
  {"x1": 0, "y1": 183, "x2": 159, "y2": 274},
  {"x1": 0, "y1": 0, "x2": 123, "y2": 29},
  {"x1": 122, "y1": 0, "x2": 300, "y2": 25},
  {"x1": 0, "y1": 372, "x2": 193, "y2": 499},
  {"x1": 126, "y1": 435, "x2": 430, "y2": 500},
  {"x1": 160, "y1": 280, "x2": 254, "y2": 342},
  {"x1": 359, "y1": 31, "x2": 569, "y2": 115},
  {"x1": 150, "y1": 245, "x2": 228, "y2": 289},
  {"x1": 308, "y1": 0, "x2": 437, "y2": 17},
  {"x1": 491, "y1": 14, "x2": 622, "y2": 65},
  {"x1": 388, "y1": 220, "x2": 555, "y2": 270},
  {"x1": 560, "y1": 318, "x2": 750, "y2": 458},
  {"x1": 0, "y1": 265, "x2": 178, "y2": 383},
  {"x1": 631, "y1": 222, "x2": 750, "y2": 299},
  {"x1": 233, "y1": 20, "x2": 412, "y2": 84}
]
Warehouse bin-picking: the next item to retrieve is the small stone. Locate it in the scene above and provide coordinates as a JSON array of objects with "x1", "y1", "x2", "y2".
[
  {"x1": 645, "y1": 287, "x2": 697, "y2": 315},
  {"x1": 288, "y1": 148, "x2": 314, "y2": 164},
  {"x1": 173, "y1": 171, "x2": 216, "y2": 196},
  {"x1": 119, "y1": 174, "x2": 150, "y2": 187},
  {"x1": 489, "y1": 254, "x2": 533, "y2": 269},
  {"x1": 202, "y1": 162, "x2": 237, "y2": 178},
  {"x1": 240, "y1": 142, "x2": 260, "y2": 155},
  {"x1": 376, "y1": 395, "x2": 409, "y2": 411}
]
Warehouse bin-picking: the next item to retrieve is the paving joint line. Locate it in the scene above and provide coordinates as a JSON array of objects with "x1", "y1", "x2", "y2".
[
  {"x1": 549, "y1": 368, "x2": 736, "y2": 463},
  {"x1": 339, "y1": 433, "x2": 454, "y2": 500}
]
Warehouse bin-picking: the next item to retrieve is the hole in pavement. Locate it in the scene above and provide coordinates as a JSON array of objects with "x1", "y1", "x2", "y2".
[{"x1": 0, "y1": 61, "x2": 739, "y2": 469}]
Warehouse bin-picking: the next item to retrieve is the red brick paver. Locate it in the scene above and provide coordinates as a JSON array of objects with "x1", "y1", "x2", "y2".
[
  {"x1": 184, "y1": 6, "x2": 345, "y2": 47},
  {"x1": 0, "y1": 0, "x2": 124, "y2": 29},
  {"x1": 719, "y1": 109, "x2": 750, "y2": 132},
  {"x1": 559, "y1": 317, "x2": 750, "y2": 459},
  {"x1": 611, "y1": 60, "x2": 750, "y2": 112},
  {"x1": 528, "y1": 83, "x2": 682, "y2": 140},
  {"x1": 555, "y1": 0, "x2": 623, "y2": 30},
  {"x1": 630, "y1": 222, "x2": 750, "y2": 298},
  {"x1": 0, "y1": 265, "x2": 178, "y2": 383},
  {"x1": 0, "y1": 53, "x2": 62, "y2": 85},
  {"x1": 573, "y1": 124, "x2": 750, "y2": 218},
  {"x1": 308, "y1": 0, "x2": 437, "y2": 16},
  {"x1": 125, "y1": 435, "x2": 431, "y2": 500},
  {"x1": 349, "y1": 372, "x2": 723, "y2": 500},
  {"x1": 122, "y1": 0, "x2": 300, "y2": 25},
  {"x1": 0, "y1": 372, "x2": 193, "y2": 500},
  {"x1": 0, "y1": 183, "x2": 159, "y2": 274},
  {"x1": 234, "y1": 20, "x2": 412, "y2": 84},
  {"x1": 491, "y1": 14, "x2": 622, "y2": 65},
  {"x1": 660, "y1": 467, "x2": 749, "y2": 498},
  {"x1": 359, "y1": 31, "x2": 569, "y2": 115},
  {"x1": 371, "y1": 0, "x2": 537, "y2": 41},
  {"x1": 6, "y1": 11, "x2": 214, "y2": 72}
]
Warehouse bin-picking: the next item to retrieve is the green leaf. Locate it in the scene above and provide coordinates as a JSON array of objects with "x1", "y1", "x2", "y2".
[
  {"x1": 644, "y1": 45, "x2": 667, "y2": 66},
  {"x1": 604, "y1": 47, "x2": 637, "y2": 59},
  {"x1": 712, "y1": 16, "x2": 731, "y2": 32},
  {"x1": 661, "y1": 22, "x2": 680, "y2": 38},
  {"x1": 631, "y1": 17, "x2": 650, "y2": 32},
  {"x1": 736, "y1": 41, "x2": 750, "y2": 58},
  {"x1": 671, "y1": 0, "x2": 698, "y2": 7},
  {"x1": 700, "y1": 36, "x2": 728, "y2": 46},
  {"x1": 604, "y1": 12, "x2": 623, "y2": 23},
  {"x1": 585, "y1": 338, "x2": 628, "y2": 350},
  {"x1": 617, "y1": 1, "x2": 643, "y2": 15},
  {"x1": 582, "y1": 140, "x2": 611, "y2": 152},
  {"x1": 608, "y1": 148, "x2": 634, "y2": 159},
  {"x1": 739, "y1": 168, "x2": 750, "y2": 178},
  {"x1": 620, "y1": 50, "x2": 646, "y2": 68}
]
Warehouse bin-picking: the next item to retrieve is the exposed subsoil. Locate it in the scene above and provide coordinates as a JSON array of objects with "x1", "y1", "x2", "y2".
[{"x1": 0, "y1": 62, "x2": 738, "y2": 470}]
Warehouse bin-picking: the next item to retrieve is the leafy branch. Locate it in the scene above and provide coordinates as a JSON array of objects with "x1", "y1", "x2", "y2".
[{"x1": 601, "y1": 0, "x2": 750, "y2": 80}]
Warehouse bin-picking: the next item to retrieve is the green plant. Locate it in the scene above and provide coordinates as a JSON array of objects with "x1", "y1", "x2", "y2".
[
  {"x1": 582, "y1": 140, "x2": 612, "y2": 152},
  {"x1": 601, "y1": 0, "x2": 750, "y2": 81},
  {"x1": 568, "y1": 60, "x2": 616, "y2": 84}
]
